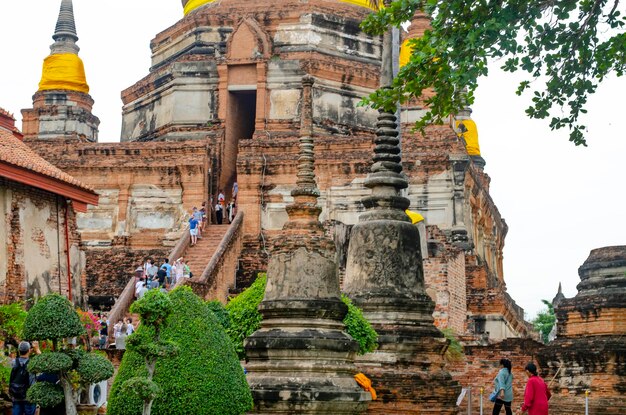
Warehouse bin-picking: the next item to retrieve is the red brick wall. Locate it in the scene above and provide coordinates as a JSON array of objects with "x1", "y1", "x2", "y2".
[
  {"x1": 424, "y1": 226, "x2": 467, "y2": 333},
  {"x1": 448, "y1": 338, "x2": 545, "y2": 412}
]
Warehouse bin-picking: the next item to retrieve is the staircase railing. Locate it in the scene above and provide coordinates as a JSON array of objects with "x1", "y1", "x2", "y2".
[
  {"x1": 181, "y1": 211, "x2": 244, "y2": 302},
  {"x1": 168, "y1": 221, "x2": 191, "y2": 264},
  {"x1": 107, "y1": 276, "x2": 136, "y2": 343}
]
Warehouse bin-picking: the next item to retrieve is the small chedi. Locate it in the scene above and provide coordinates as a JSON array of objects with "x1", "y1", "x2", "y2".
[
  {"x1": 538, "y1": 246, "x2": 626, "y2": 414},
  {"x1": 244, "y1": 77, "x2": 370, "y2": 414}
]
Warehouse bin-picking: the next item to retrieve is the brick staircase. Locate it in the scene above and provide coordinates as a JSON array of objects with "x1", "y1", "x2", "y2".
[
  {"x1": 182, "y1": 224, "x2": 231, "y2": 278},
  {"x1": 107, "y1": 213, "x2": 244, "y2": 341}
]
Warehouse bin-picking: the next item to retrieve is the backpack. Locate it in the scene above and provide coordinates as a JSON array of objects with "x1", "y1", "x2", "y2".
[{"x1": 9, "y1": 359, "x2": 30, "y2": 400}]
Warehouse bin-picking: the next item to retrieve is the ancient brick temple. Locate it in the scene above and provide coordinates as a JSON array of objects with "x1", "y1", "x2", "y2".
[
  {"x1": 538, "y1": 246, "x2": 626, "y2": 414},
  {"x1": 11, "y1": 0, "x2": 626, "y2": 412},
  {"x1": 19, "y1": 0, "x2": 528, "y2": 342}
]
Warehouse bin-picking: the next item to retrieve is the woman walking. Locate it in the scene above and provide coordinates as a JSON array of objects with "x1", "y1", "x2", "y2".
[
  {"x1": 492, "y1": 358, "x2": 514, "y2": 415},
  {"x1": 520, "y1": 362, "x2": 551, "y2": 415}
]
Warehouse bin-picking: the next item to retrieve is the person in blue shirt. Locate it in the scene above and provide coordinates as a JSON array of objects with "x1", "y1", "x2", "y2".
[
  {"x1": 160, "y1": 258, "x2": 173, "y2": 284},
  {"x1": 492, "y1": 358, "x2": 514, "y2": 415},
  {"x1": 189, "y1": 215, "x2": 199, "y2": 245}
]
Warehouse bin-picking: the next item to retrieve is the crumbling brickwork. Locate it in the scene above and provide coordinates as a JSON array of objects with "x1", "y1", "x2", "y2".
[
  {"x1": 537, "y1": 246, "x2": 626, "y2": 414},
  {"x1": 0, "y1": 177, "x2": 85, "y2": 304}
]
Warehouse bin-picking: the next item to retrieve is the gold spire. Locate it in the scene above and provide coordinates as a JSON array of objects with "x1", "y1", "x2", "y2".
[
  {"x1": 38, "y1": 0, "x2": 89, "y2": 94},
  {"x1": 183, "y1": 0, "x2": 217, "y2": 15}
]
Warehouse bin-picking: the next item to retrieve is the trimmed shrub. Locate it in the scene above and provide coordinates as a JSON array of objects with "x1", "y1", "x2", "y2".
[
  {"x1": 108, "y1": 286, "x2": 253, "y2": 415},
  {"x1": 26, "y1": 381, "x2": 64, "y2": 408},
  {"x1": 77, "y1": 353, "x2": 114, "y2": 384},
  {"x1": 224, "y1": 274, "x2": 378, "y2": 358},
  {"x1": 23, "y1": 294, "x2": 84, "y2": 341},
  {"x1": 22, "y1": 294, "x2": 114, "y2": 415},
  {"x1": 225, "y1": 274, "x2": 266, "y2": 359},
  {"x1": 28, "y1": 353, "x2": 72, "y2": 374}
]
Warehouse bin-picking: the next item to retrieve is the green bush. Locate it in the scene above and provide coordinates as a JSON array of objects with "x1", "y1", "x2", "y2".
[
  {"x1": 440, "y1": 328, "x2": 464, "y2": 362},
  {"x1": 224, "y1": 274, "x2": 378, "y2": 358},
  {"x1": 341, "y1": 295, "x2": 378, "y2": 355},
  {"x1": 28, "y1": 352, "x2": 72, "y2": 374},
  {"x1": 225, "y1": 274, "x2": 266, "y2": 360},
  {"x1": 21, "y1": 294, "x2": 114, "y2": 412},
  {"x1": 0, "y1": 302, "x2": 27, "y2": 345},
  {"x1": 23, "y1": 294, "x2": 84, "y2": 341},
  {"x1": 206, "y1": 301, "x2": 230, "y2": 330},
  {"x1": 26, "y1": 382, "x2": 64, "y2": 408},
  {"x1": 77, "y1": 353, "x2": 114, "y2": 384},
  {"x1": 108, "y1": 286, "x2": 253, "y2": 415}
]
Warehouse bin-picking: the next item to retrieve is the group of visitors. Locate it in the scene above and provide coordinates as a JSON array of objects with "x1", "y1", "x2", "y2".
[
  {"x1": 188, "y1": 182, "x2": 239, "y2": 243},
  {"x1": 214, "y1": 182, "x2": 237, "y2": 225},
  {"x1": 134, "y1": 257, "x2": 191, "y2": 297},
  {"x1": 490, "y1": 358, "x2": 552, "y2": 415}
]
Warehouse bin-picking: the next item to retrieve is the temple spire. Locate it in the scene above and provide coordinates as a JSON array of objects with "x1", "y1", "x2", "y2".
[{"x1": 51, "y1": 0, "x2": 79, "y2": 54}]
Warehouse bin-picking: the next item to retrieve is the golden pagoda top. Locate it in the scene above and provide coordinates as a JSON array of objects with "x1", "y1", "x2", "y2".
[
  {"x1": 38, "y1": 0, "x2": 89, "y2": 94},
  {"x1": 182, "y1": 0, "x2": 377, "y2": 15}
]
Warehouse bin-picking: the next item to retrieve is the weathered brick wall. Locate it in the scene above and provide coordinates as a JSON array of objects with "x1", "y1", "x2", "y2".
[
  {"x1": 448, "y1": 338, "x2": 545, "y2": 412},
  {"x1": 424, "y1": 225, "x2": 467, "y2": 333},
  {"x1": 538, "y1": 336, "x2": 626, "y2": 415},
  {"x1": 85, "y1": 247, "x2": 169, "y2": 308},
  {"x1": 0, "y1": 177, "x2": 86, "y2": 305}
]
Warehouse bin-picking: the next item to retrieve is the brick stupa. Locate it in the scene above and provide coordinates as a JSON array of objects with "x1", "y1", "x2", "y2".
[{"x1": 538, "y1": 246, "x2": 626, "y2": 414}]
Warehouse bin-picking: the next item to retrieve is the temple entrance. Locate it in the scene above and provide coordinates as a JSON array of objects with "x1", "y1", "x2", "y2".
[{"x1": 220, "y1": 87, "x2": 257, "y2": 214}]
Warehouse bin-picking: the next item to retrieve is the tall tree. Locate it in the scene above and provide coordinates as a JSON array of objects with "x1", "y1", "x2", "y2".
[
  {"x1": 363, "y1": 0, "x2": 625, "y2": 145},
  {"x1": 532, "y1": 299, "x2": 556, "y2": 343}
]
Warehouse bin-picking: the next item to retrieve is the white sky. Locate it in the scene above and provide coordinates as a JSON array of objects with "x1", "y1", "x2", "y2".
[{"x1": 1, "y1": 1, "x2": 624, "y2": 318}]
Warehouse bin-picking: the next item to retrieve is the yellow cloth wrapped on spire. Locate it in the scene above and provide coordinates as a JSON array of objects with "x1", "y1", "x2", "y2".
[
  {"x1": 406, "y1": 209, "x2": 424, "y2": 224},
  {"x1": 38, "y1": 54, "x2": 89, "y2": 94},
  {"x1": 354, "y1": 373, "x2": 377, "y2": 400},
  {"x1": 340, "y1": 0, "x2": 380, "y2": 10},
  {"x1": 184, "y1": 0, "x2": 217, "y2": 15},
  {"x1": 456, "y1": 119, "x2": 481, "y2": 156},
  {"x1": 400, "y1": 39, "x2": 413, "y2": 67}
]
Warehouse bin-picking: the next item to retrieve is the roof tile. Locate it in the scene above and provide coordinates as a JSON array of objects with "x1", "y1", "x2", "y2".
[{"x1": 0, "y1": 129, "x2": 94, "y2": 193}]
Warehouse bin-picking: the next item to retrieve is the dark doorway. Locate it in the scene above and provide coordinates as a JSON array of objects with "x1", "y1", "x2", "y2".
[
  {"x1": 229, "y1": 90, "x2": 257, "y2": 140},
  {"x1": 221, "y1": 89, "x2": 257, "y2": 203}
]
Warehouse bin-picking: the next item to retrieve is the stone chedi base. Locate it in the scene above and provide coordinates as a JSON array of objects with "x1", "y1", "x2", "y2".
[
  {"x1": 343, "y1": 109, "x2": 460, "y2": 414},
  {"x1": 538, "y1": 246, "x2": 626, "y2": 415},
  {"x1": 244, "y1": 77, "x2": 369, "y2": 414}
]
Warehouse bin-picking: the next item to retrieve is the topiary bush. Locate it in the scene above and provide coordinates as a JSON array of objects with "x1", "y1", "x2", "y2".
[
  {"x1": 108, "y1": 286, "x2": 253, "y2": 415},
  {"x1": 224, "y1": 274, "x2": 378, "y2": 358},
  {"x1": 23, "y1": 294, "x2": 114, "y2": 415},
  {"x1": 23, "y1": 294, "x2": 84, "y2": 342}
]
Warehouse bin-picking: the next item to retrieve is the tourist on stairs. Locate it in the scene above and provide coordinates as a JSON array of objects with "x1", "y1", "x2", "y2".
[{"x1": 189, "y1": 212, "x2": 199, "y2": 246}]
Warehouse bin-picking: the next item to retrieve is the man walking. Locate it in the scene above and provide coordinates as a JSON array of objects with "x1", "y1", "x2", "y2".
[
  {"x1": 192, "y1": 207, "x2": 204, "y2": 238},
  {"x1": 10, "y1": 341, "x2": 41, "y2": 415},
  {"x1": 189, "y1": 211, "x2": 200, "y2": 246}
]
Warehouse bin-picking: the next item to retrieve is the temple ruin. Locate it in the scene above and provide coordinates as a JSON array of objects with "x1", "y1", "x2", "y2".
[{"x1": 3, "y1": 0, "x2": 624, "y2": 412}]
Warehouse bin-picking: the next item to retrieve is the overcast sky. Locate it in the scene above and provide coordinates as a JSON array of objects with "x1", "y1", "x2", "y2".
[{"x1": 1, "y1": 1, "x2": 624, "y2": 318}]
